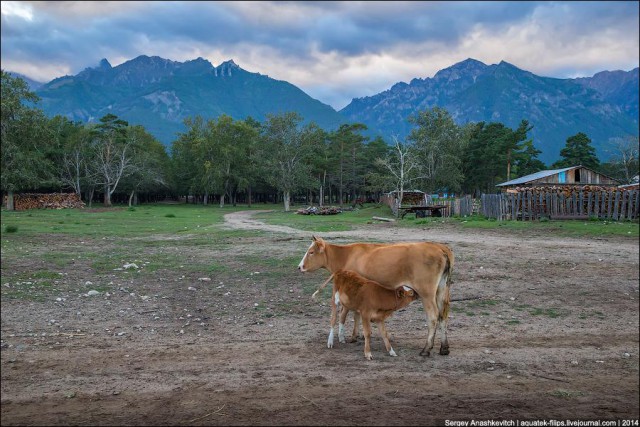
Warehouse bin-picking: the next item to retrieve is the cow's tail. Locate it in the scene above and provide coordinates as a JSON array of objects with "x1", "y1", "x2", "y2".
[
  {"x1": 312, "y1": 272, "x2": 335, "y2": 301},
  {"x1": 437, "y1": 247, "x2": 454, "y2": 322}
]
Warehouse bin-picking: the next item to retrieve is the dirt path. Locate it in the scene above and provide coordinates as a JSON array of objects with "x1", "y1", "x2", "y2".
[{"x1": 2, "y1": 211, "x2": 638, "y2": 425}]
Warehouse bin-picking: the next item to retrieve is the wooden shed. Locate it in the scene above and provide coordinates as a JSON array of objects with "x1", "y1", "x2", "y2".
[{"x1": 496, "y1": 165, "x2": 619, "y2": 190}]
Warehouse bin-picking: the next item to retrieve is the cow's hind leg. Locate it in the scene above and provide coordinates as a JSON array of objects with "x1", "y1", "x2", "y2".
[
  {"x1": 437, "y1": 284, "x2": 451, "y2": 355},
  {"x1": 419, "y1": 295, "x2": 439, "y2": 357}
]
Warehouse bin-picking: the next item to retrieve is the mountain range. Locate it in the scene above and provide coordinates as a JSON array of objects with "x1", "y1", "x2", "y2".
[
  {"x1": 13, "y1": 56, "x2": 639, "y2": 164},
  {"x1": 340, "y1": 58, "x2": 638, "y2": 163},
  {"x1": 31, "y1": 56, "x2": 345, "y2": 149}
]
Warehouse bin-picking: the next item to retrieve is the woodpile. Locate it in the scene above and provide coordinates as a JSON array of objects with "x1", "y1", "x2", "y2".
[
  {"x1": 296, "y1": 206, "x2": 342, "y2": 215},
  {"x1": 506, "y1": 185, "x2": 630, "y2": 196},
  {"x1": 7, "y1": 193, "x2": 86, "y2": 210}
]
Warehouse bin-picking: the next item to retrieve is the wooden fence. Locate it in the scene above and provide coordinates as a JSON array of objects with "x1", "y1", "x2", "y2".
[
  {"x1": 395, "y1": 196, "x2": 476, "y2": 218},
  {"x1": 481, "y1": 190, "x2": 639, "y2": 221}
]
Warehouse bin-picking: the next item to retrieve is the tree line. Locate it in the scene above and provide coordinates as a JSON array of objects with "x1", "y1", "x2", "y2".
[{"x1": 2, "y1": 71, "x2": 638, "y2": 211}]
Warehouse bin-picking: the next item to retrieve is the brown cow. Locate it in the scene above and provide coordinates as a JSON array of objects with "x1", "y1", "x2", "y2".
[
  {"x1": 313, "y1": 269, "x2": 418, "y2": 359},
  {"x1": 298, "y1": 236, "x2": 453, "y2": 357}
]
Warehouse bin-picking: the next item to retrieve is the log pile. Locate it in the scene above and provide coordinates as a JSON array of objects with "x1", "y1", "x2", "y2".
[
  {"x1": 506, "y1": 185, "x2": 629, "y2": 196},
  {"x1": 296, "y1": 206, "x2": 342, "y2": 215},
  {"x1": 7, "y1": 193, "x2": 86, "y2": 210}
]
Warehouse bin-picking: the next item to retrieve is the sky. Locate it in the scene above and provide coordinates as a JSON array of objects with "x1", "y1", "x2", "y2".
[{"x1": 1, "y1": 1, "x2": 639, "y2": 111}]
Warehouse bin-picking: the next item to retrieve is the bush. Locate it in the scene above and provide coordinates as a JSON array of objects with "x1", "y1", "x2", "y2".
[{"x1": 4, "y1": 225, "x2": 18, "y2": 233}]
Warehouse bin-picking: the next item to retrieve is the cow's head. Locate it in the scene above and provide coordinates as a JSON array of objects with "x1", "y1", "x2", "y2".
[{"x1": 297, "y1": 235, "x2": 328, "y2": 273}]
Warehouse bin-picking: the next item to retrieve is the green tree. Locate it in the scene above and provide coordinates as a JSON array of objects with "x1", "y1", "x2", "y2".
[
  {"x1": 306, "y1": 127, "x2": 331, "y2": 206},
  {"x1": 361, "y1": 136, "x2": 392, "y2": 199},
  {"x1": 1, "y1": 71, "x2": 55, "y2": 209},
  {"x1": 462, "y1": 122, "x2": 511, "y2": 194},
  {"x1": 90, "y1": 114, "x2": 131, "y2": 207},
  {"x1": 462, "y1": 120, "x2": 540, "y2": 194},
  {"x1": 120, "y1": 125, "x2": 170, "y2": 206},
  {"x1": 172, "y1": 116, "x2": 207, "y2": 201},
  {"x1": 328, "y1": 123, "x2": 368, "y2": 204},
  {"x1": 505, "y1": 120, "x2": 534, "y2": 180},
  {"x1": 208, "y1": 115, "x2": 259, "y2": 207},
  {"x1": 514, "y1": 139, "x2": 547, "y2": 177},
  {"x1": 552, "y1": 132, "x2": 600, "y2": 169},
  {"x1": 49, "y1": 116, "x2": 93, "y2": 198},
  {"x1": 259, "y1": 112, "x2": 312, "y2": 212},
  {"x1": 407, "y1": 107, "x2": 469, "y2": 194}
]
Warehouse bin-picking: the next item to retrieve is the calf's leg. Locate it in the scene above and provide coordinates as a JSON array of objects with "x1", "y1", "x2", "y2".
[
  {"x1": 350, "y1": 311, "x2": 361, "y2": 343},
  {"x1": 338, "y1": 306, "x2": 349, "y2": 343},
  {"x1": 377, "y1": 320, "x2": 397, "y2": 357},
  {"x1": 361, "y1": 315, "x2": 374, "y2": 360}
]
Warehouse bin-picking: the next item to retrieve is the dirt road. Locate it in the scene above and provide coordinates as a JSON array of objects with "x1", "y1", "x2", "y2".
[{"x1": 1, "y1": 211, "x2": 638, "y2": 425}]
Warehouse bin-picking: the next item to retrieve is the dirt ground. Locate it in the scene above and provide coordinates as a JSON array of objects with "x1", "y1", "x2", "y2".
[{"x1": 1, "y1": 210, "x2": 638, "y2": 426}]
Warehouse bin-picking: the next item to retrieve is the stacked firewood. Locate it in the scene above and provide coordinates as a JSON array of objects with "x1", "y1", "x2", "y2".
[
  {"x1": 8, "y1": 193, "x2": 86, "y2": 210},
  {"x1": 507, "y1": 185, "x2": 629, "y2": 196},
  {"x1": 296, "y1": 206, "x2": 342, "y2": 215}
]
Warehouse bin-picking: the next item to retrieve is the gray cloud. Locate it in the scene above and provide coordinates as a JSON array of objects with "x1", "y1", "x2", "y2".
[{"x1": 1, "y1": 1, "x2": 638, "y2": 109}]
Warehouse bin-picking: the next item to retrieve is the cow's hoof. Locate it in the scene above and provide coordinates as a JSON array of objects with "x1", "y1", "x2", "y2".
[
  {"x1": 419, "y1": 349, "x2": 431, "y2": 357},
  {"x1": 439, "y1": 347, "x2": 450, "y2": 356}
]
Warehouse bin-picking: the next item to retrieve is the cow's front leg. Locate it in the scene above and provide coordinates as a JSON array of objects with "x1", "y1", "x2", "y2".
[{"x1": 328, "y1": 291, "x2": 338, "y2": 348}]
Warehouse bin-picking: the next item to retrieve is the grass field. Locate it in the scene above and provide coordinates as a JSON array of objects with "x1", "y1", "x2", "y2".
[{"x1": 2, "y1": 202, "x2": 638, "y2": 239}]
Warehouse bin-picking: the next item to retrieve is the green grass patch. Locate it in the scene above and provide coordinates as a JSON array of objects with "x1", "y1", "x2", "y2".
[
  {"x1": 0, "y1": 203, "x2": 264, "y2": 238},
  {"x1": 550, "y1": 389, "x2": 585, "y2": 399},
  {"x1": 578, "y1": 310, "x2": 606, "y2": 320},
  {"x1": 455, "y1": 214, "x2": 639, "y2": 238},
  {"x1": 529, "y1": 307, "x2": 569, "y2": 318}
]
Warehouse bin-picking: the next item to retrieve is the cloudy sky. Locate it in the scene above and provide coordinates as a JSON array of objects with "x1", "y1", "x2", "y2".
[{"x1": 2, "y1": 1, "x2": 638, "y2": 110}]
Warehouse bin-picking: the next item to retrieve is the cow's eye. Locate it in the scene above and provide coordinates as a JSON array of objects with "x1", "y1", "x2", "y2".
[{"x1": 309, "y1": 251, "x2": 314, "y2": 256}]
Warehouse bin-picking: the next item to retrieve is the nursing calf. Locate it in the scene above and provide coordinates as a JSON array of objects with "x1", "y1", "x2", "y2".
[{"x1": 315, "y1": 269, "x2": 418, "y2": 360}]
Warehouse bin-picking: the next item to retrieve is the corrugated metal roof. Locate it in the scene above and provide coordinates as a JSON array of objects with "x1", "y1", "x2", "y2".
[{"x1": 496, "y1": 166, "x2": 577, "y2": 186}]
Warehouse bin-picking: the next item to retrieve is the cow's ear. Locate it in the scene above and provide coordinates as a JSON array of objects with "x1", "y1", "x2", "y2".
[
  {"x1": 312, "y1": 235, "x2": 317, "y2": 241},
  {"x1": 316, "y1": 238, "x2": 326, "y2": 253}
]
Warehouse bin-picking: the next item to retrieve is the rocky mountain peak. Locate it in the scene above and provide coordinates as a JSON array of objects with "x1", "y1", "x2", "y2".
[
  {"x1": 433, "y1": 57, "x2": 489, "y2": 83},
  {"x1": 214, "y1": 59, "x2": 240, "y2": 77},
  {"x1": 98, "y1": 58, "x2": 112, "y2": 70}
]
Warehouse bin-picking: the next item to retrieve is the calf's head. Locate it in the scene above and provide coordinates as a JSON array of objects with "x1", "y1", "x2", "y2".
[
  {"x1": 396, "y1": 287, "x2": 419, "y2": 303},
  {"x1": 297, "y1": 235, "x2": 328, "y2": 272}
]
